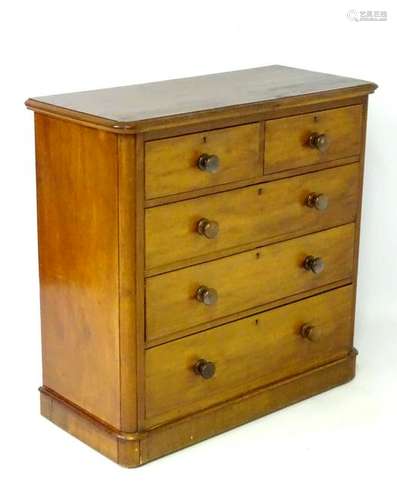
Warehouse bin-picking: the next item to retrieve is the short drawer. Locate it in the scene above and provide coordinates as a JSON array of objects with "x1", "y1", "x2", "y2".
[
  {"x1": 145, "y1": 285, "x2": 354, "y2": 425},
  {"x1": 264, "y1": 105, "x2": 362, "y2": 172},
  {"x1": 145, "y1": 123, "x2": 261, "y2": 199},
  {"x1": 146, "y1": 223, "x2": 355, "y2": 342},
  {"x1": 146, "y1": 163, "x2": 359, "y2": 271}
]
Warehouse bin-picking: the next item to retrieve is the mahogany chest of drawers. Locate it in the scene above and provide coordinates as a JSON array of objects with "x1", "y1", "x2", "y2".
[{"x1": 26, "y1": 65, "x2": 377, "y2": 466}]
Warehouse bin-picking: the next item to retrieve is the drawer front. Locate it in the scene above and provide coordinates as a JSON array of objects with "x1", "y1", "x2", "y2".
[
  {"x1": 145, "y1": 285, "x2": 354, "y2": 425},
  {"x1": 264, "y1": 105, "x2": 362, "y2": 172},
  {"x1": 146, "y1": 224, "x2": 355, "y2": 342},
  {"x1": 145, "y1": 123, "x2": 261, "y2": 199},
  {"x1": 146, "y1": 163, "x2": 359, "y2": 270}
]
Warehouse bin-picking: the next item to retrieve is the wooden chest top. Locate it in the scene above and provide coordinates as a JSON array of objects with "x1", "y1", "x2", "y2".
[{"x1": 26, "y1": 65, "x2": 376, "y2": 131}]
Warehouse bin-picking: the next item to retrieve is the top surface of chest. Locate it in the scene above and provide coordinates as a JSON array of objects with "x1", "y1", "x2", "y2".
[{"x1": 26, "y1": 65, "x2": 376, "y2": 129}]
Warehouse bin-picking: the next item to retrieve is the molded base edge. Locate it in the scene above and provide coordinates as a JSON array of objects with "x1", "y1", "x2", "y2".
[{"x1": 40, "y1": 349, "x2": 357, "y2": 467}]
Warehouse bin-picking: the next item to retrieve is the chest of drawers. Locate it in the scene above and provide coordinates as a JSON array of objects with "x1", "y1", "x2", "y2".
[{"x1": 26, "y1": 65, "x2": 377, "y2": 467}]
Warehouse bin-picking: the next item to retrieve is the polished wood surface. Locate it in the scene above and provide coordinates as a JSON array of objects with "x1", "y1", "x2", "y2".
[
  {"x1": 28, "y1": 66, "x2": 376, "y2": 466},
  {"x1": 265, "y1": 105, "x2": 363, "y2": 171},
  {"x1": 40, "y1": 387, "x2": 142, "y2": 467},
  {"x1": 141, "y1": 350, "x2": 357, "y2": 463},
  {"x1": 146, "y1": 163, "x2": 359, "y2": 270},
  {"x1": 145, "y1": 286, "x2": 353, "y2": 425},
  {"x1": 145, "y1": 123, "x2": 261, "y2": 198},
  {"x1": 40, "y1": 350, "x2": 357, "y2": 467},
  {"x1": 27, "y1": 66, "x2": 375, "y2": 126},
  {"x1": 146, "y1": 224, "x2": 355, "y2": 342},
  {"x1": 118, "y1": 134, "x2": 140, "y2": 432},
  {"x1": 35, "y1": 114, "x2": 121, "y2": 427},
  {"x1": 40, "y1": 388, "x2": 120, "y2": 464},
  {"x1": 145, "y1": 155, "x2": 360, "y2": 210}
]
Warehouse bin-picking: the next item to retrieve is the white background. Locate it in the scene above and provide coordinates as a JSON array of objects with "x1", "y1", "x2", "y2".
[{"x1": 1, "y1": 1, "x2": 396, "y2": 498}]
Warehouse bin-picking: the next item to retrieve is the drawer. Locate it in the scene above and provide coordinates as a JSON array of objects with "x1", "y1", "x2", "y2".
[
  {"x1": 146, "y1": 223, "x2": 355, "y2": 342},
  {"x1": 264, "y1": 105, "x2": 362, "y2": 172},
  {"x1": 145, "y1": 285, "x2": 354, "y2": 425},
  {"x1": 146, "y1": 163, "x2": 359, "y2": 271},
  {"x1": 145, "y1": 123, "x2": 261, "y2": 199}
]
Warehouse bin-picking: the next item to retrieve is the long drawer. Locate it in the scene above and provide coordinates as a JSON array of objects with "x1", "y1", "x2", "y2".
[
  {"x1": 145, "y1": 163, "x2": 359, "y2": 271},
  {"x1": 145, "y1": 285, "x2": 354, "y2": 426},
  {"x1": 146, "y1": 223, "x2": 355, "y2": 342},
  {"x1": 264, "y1": 105, "x2": 362, "y2": 172}
]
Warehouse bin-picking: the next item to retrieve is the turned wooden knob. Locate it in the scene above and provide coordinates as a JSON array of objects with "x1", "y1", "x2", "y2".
[
  {"x1": 308, "y1": 133, "x2": 329, "y2": 152},
  {"x1": 196, "y1": 286, "x2": 218, "y2": 305},
  {"x1": 197, "y1": 218, "x2": 219, "y2": 239},
  {"x1": 300, "y1": 324, "x2": 321, "y2": 342},
  {"x1": 197, "y1": 153, "x2": 220, "y2": 173},
  {"x1": 303, "y1": 255, "x2": 325, "y2": 274},
  {"x1": 305, "y1": 192, "x2": 329, "y2": 211},
  {"x1": 193, "y1": 359, "x2": 216, "y2": 379}
]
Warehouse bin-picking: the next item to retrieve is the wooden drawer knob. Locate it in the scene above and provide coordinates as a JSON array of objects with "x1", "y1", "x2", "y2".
[
  {"x1": 197, "y1": 218, "x2": 219, "y2": 239},
  {"x1": 197, "y1": 153, "x2": 220, "y2": 173},
  {"x1": 309, "y1": 133, "x2": 329, "y2": 152},
  {"x1": 196, "y1": 286, "x2": 218, "y2": 305},
  {"x1": 305, "y1": 192, "x2": 329, "y2": 211},
  {"x1": 300, "y1": 323, "x2": 321, "y2": 342},
  {"x1": 303, "y1": 255, "x2": 325, "y2": 274},
  {"x1": 193, "y1": 359, "x2": 216, "y2": 379}
]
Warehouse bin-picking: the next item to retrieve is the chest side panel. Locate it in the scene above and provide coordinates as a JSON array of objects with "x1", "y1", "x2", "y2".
[{"x1": 35, "y1": 114, "x2": 121, "y2": 427}]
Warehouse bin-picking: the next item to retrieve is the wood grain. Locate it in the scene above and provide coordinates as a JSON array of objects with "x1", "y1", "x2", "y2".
[
  {"x1": 35, "y1": 114, "x2": 121, "y2": 427},
  {"x1": 145, "y1": 286, "x2": 353, "y2": 425},
  {"x1": 146, "y1": 163, "x2": 359, "y2": 270},
  {"x1": 39, "y1": 349, "x2": 357, "y2": 467},
  {"x1": 40, "y1": 388, "x2": 120, "y2": 463},
  {"x1": 28, "y1": 67, "x2": 376, "y2": 467},
  {"x1": 145, "y1": 278, "x2": 352, "y2": 348},
  {"x1": 118, "y1": 134, "x2": 139, "y2": 432},
  {"x1": 265, "y1": 105, "x2": 363, "y2": 172},
  {"x1": 142, "y1": 96, "x2": 366, "y2": 142},
  {"x1": 146, "y1": 224, "x2": 355, "y2": 342},
  {"x1": 40, "y1": 387, "x2": 143, "y2": 467},
  {"x1": 27, "y1": 65, "x2": 375, "y2": 127},
  {"x1": 134, "y1": 135, "x2": 147, "y2": 431},
  {"x1": 141, "y1": 350, "x2": 357, "y2": 464},
  {"x1": 145, "y1": 123, "x2": 261, "y2": 198},
  {"x1": 145, "y1": 155, "x2": 360, "y2": 210}
]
